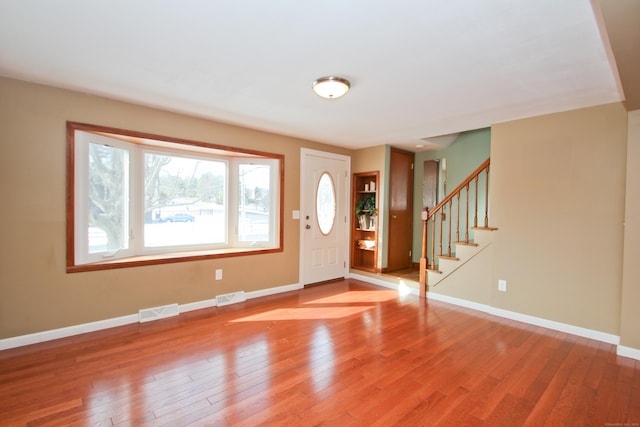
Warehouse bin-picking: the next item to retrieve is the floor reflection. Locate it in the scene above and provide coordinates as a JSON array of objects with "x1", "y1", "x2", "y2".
[
  {"x1": 4, "y1": 279, "x2": 635, "y2": 425},
  {"x1": 231, "y1": 289, "x2": 399, "y2": 323},
  {"x1": 309, "y1": 325, "x2": 335, "y2": 393},
  {"x1": 230, "y1": 305, "x2": 372, "y2": 322},
  {"x1": 305, "y1": 290, "x2": 398, "y2": 304},
  {"x1": 89, "y1": 378, "x2": 132, "y2": 425}
]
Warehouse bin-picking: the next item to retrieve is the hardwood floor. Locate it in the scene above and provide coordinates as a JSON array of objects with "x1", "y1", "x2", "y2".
[
  {"x1": 382, "y1": 266, "x2": 420, "y2": 283},
  {"x1": 1, "y1": 279, "x2": 638, "y2": 426}
]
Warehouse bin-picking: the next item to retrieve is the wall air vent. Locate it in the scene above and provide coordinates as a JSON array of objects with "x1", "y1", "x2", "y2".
[
  {"x1": 138, "y1": 303, "x2": 179, "y2": 323},
  {"x1": 216, "y1": 291, "x2": 246, "y2": 307}
]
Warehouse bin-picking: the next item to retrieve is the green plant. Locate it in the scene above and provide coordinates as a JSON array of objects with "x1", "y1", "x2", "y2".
[{"x1": 355, "y1": 193, "x2": 377, "y2": 218}]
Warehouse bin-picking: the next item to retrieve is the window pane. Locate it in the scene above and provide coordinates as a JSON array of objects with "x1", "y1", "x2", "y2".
[
  {"x1": 144, "y1": 153, "x2": 226, "y2": 247},
  {"x1": 88, "y1": 143, "x2": 129, "y2": 253},
  {"x1": 316, "y1": 172, "x2": 336, "y2": 235},
  {"x1": 238, "y1": 164, "x2": 270, "y2": 242}
]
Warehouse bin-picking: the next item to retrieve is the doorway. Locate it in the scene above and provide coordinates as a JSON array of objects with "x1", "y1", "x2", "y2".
[
  {"x1": 299, "y1": 149, "x2": 350, "y2": 285},
  {"x1": 386, "y1": 147, "x2": 414, "y2": 272}
]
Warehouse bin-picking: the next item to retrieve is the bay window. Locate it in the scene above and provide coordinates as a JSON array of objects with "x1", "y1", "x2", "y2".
[{"x1": 67, "y1": 122, "x2": 283, "y2": 272}]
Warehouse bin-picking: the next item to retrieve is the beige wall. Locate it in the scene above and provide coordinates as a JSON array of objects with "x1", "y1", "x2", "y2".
[
  {"x1": 620, "y1": 110, "x2": 640, "y2": 348},
  {"x1": 2, "y1": 76, "x2": 636, "y2": 349},
  {"x1": 0, "y1": 77, "x2": 351, "y2": 339},
  {"x1": 490, "y1": 103, "x2": 628, "y2": 334},
  {"x1": 351, "y1": 145, "x2": 385, "y2": 176},
  {"x1": 429, "y1": 244, "x2": 493, "y2": 304}
]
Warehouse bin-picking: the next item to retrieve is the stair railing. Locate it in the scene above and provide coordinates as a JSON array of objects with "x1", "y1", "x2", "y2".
[{"x1": 419, "y1": 158, "x2": 491, "y2": 297}]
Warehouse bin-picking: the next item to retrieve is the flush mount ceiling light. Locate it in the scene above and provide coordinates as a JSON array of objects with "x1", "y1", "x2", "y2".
[{"x1": 312, "y1": 76, "x2": 351, "y2": 99}]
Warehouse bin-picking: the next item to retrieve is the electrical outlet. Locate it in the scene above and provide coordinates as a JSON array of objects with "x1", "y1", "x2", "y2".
[
  {"x1": 215, "y1": 269, "x2": 223, "y2": 281},
  {"x1": 498, "y1": 279, "x2": 507, "y2": 292}
]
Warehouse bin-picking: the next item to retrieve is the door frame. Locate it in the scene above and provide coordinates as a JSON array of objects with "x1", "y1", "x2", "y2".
[{"x1": 299, "y1": 148, "x2": 351, "y2": 286}]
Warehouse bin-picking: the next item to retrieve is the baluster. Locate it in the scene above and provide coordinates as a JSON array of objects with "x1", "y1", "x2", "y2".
[
  {"x1": 474, "y1": 175, "x2": 479, "y2": 228},
  {"x1": 439, "y1": 208, "x2": 444, "y2": 256},
  {"x1": 447, "y1": 199, "x2": 452, "y2": 256},
  {"x1": 420, "y1": 207, "x2": 428, "y2": 292},
  {"x1": 465, "y1": 183, "x2": 470, "y2": 242},
  {"x1": 421, "y1": 207, "x2": 428, "y2": 260},
  {"x1": 485, "y1": 165, "x2": 490, "y2": 227},
  {"x1": 456, "y1": 192, "x2": 460, "y2": 243},
  {"x1": 430, "y1": 216, "x2": 436, "y2": 270}
]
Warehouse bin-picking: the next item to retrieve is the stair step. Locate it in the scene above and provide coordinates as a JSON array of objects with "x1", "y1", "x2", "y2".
[
  {"x1": 454, "y1": 241, "x2": 478, "y2": 247},
  {"x1": 438, "y1": 255, "x2": 459, "y2": 261},
  {"x1": 472, "y1": 226, "x2": 498, "y2": 231}
]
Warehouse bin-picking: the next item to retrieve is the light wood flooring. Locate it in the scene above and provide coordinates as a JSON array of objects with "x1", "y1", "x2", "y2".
[
  {"x1": 1, "y1": 279, "x2": 638, "y2": 426},
  {"x1": 382, "y1": 266, "x2": 421, "y2": 283}
]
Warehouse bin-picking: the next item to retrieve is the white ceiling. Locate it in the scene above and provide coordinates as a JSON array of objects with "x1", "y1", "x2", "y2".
[{"x1": 0, "y1": 1, "x2": 624, "y2": 151}]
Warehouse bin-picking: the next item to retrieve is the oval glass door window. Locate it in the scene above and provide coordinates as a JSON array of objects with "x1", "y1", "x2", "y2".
[{"x1": 316, "y1": 172, "x2": 336, "y2": 235}]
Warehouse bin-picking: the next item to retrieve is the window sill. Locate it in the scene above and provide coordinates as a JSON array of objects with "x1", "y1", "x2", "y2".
[{"x1": 66, "y1": 246, "x2": 282, "y2": 273}]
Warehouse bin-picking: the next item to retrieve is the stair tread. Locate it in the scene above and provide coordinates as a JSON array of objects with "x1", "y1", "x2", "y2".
[
  {"x1": 438, "y1": 255, "x2": 459, "y2": 261},
  {"x1": 472, "y1": 226, "x2": 498, "y2": 231},
  {"x1": 454, "y1": 241, "x2": 479, "y2": 247}
]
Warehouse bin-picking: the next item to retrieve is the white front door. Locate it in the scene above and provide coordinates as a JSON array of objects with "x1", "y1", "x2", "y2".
[{"x1": 300, "y1": 149, "x2": 350, "y2": 285}]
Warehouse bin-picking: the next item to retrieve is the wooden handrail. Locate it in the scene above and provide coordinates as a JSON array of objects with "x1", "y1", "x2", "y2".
[{"x1": 427, "y1": 158, "x2": 490, "y2": 220}]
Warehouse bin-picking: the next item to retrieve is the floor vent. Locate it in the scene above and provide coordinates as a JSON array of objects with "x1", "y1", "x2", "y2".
[
  {"x1": 138, "y1": 303, "x2": 179, "y2": 323},
  {"x1": 216, "y1": 291, "x2": 246, "y2": 307}
]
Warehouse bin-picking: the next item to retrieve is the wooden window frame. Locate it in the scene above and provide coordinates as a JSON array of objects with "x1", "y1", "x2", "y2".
[{"x1": 66, "y1": 121, "x2": 284, "y2": 273}]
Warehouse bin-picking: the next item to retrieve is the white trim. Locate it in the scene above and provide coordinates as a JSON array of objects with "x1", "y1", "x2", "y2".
[
  {"x1": 180, "y1": 298, "x2": 218, "y2": 313},
  {"x1": 487, "y1": 306, "x2": 620, "y2": 345},
  {"x1": 425, "y1": 290, "x2": 492, "y2": 313},
  {"x1": 617, "y1": 345, "x2": 640, "y2": 361},
  {"x1": 352, "y1": 274, "x2": 624, "y2": 348},
  {"x1": 349, "y1": 272, "x2": 419, "y2": 294},
  {"x1": 3, "y1": 278, "x2": 637, "y2": 361},
  {"x1": 246, "y1": 283, "x2": 303, "y2": 300},
  {"x1": 0, "y1": 282, "x2": 301, "y2": 351},
  {"x1": 0, "y1": 314, "x2": 138, "y2": 351},
  {"x1": 426, "y1": 291, "x2": 620, "y2": 345}
]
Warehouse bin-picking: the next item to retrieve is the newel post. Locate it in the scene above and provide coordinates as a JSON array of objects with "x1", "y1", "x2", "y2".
[{"x1": 419, "y1": 207, "x2": 429, "y2": 298}]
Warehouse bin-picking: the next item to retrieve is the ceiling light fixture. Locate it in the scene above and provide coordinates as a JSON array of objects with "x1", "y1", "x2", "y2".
[{"x1": 312, "y1": 76, "x2": 351, "y2": 99}]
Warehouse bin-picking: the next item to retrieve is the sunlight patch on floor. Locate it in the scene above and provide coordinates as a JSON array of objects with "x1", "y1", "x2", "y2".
[
  {"x1": 398, "y1": 281, "x2": 413, "y2": 297},
  {"x1": 304, "y1": 290, "x2": 398, "y2": 305},
  {"x1": 230, "y1": 289, "x2": 402, "y2": 323},
  {"x1": 230, "y1": 306, "x2": 373, "y2": 322}
]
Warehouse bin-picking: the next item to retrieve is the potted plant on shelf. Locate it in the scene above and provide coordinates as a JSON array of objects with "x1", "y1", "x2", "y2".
[{"x1": 355, "y1": 193, "x2": 377, "y2": 230}]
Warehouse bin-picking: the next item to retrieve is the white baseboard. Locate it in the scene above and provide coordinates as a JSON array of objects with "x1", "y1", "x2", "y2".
[
  {"x1": 351, "y1": 274, "x2": 637, "y2": 360},
  {"x1": 349, "y1": 272, "x2": 420, "y2": 295},
  {"x1": 3, "y1": 279, "x2": 637, "y2": 362},
  {"x1": 246, "y1": 283, "x2": 303, "y2": 300},
  {"x1": 0, "y1": 282, "x2": 301, "y2": 351},
  {"x1": 180, "y1": 298, "x2": 218, "y2": 313},
  {"x1": 424, "y1": 291, "x2": 620, "y2": 345},
  {"x1": 617, "y1": 345, "x2": 640, "y2": 360},
  {"x1": 0, "y1": 314, "x2": 139, "y2": 351},
  {"x1": 488, "y1": 306, "x2": 620, "y2": 345}
]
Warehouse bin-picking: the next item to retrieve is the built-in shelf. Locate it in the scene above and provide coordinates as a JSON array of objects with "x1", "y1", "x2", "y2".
[{"x1": 351, "y1": 171, "x2": 379, "y2": 272}]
